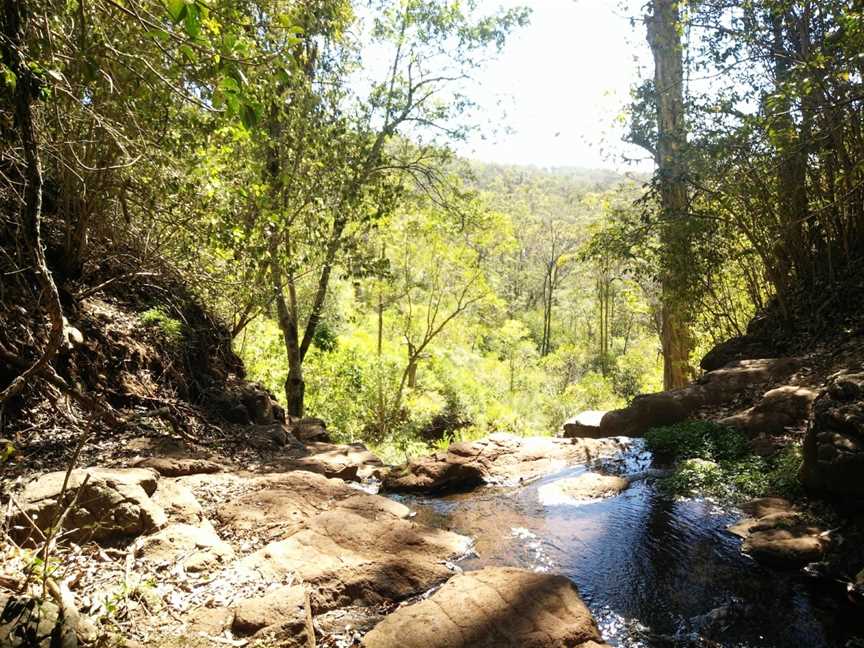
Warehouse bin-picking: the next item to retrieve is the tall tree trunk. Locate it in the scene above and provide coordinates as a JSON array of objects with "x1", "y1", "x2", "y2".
[
  {"x1": 0, "y1": 0, "x2": 65, "y2": 404},
  {"x1": 270, "y1": 240, "x2": 306, "y2": 417},
  {"x1": 771, "y1": 10, "x2": 809, "y2": 290},
  {"x1": 647, "y1": 0, "x2": 693, "y2": 389},
  {"x1": 406, "y1": 359, "x2": 418, "y2": 389}
]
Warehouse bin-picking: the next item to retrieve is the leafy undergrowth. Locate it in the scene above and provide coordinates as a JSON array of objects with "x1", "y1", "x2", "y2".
[{"x1": 645, "y1": 421, "x2": 803, "y2": 503}]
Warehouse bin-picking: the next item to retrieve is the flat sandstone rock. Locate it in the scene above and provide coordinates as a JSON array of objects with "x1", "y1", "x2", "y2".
[
  {"x1": 539, "y1": 472, "x2": 630, "y2": 505},
  {"x1": 363, "y1": 567, "x2": 609, "y2": 648}
]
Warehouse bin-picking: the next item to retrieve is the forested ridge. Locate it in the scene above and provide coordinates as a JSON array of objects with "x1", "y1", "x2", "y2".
[{"x1": 3, "y1": 1, "x2": 864, "y2": 647}]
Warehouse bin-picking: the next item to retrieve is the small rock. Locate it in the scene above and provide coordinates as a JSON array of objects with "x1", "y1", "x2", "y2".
[
  {"x1": 233, "y1": 585, "x2": 305, "y2": 635},
  {"x1": 150, "y1": 479, "x2": 205, "y2": 525}
]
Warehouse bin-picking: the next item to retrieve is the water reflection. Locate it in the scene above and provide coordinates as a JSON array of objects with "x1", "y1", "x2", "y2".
[{"x1": 393, "y1": 441, "x2": 861, "y2": 647}]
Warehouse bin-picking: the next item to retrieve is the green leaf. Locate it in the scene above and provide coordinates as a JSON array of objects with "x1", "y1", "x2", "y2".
[
  {"x1": 219, "y1": 75, "x2": 240, "y2": 94},
  {"x1": 183, "y1": 3, "x2": 201, "y2": 38},
  {"x1": 0, "y1": 64, "x2": 17, "y2": 91},
  {"x1": 240, "y1": 102, "x2": 260, "y2": 129},
  {"x1": 164, "y1": 0, "x2": 185, "y2": 22}
]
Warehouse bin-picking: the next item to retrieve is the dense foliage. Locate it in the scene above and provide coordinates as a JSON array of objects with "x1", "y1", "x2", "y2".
[
  {"x1": 4, "y1": 0, "x2": 864, "y2": 460},
  {"x1": 646, "y1": 422, "x2": 803, "y2": 502}
]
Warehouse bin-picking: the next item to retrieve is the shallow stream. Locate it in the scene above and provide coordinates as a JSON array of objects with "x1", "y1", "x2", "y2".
[{"x1": 392, "y1": 440, "x2": 863, "y2": 647}]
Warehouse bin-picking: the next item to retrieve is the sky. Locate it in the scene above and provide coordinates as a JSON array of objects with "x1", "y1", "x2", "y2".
[{"x1": 455, "y1": 0, "x2": 653, "y2": 171}]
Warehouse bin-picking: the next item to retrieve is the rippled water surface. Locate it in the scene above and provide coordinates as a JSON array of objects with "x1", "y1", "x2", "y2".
[{"x1": 393, "y1": 441, "x2": 863, "y2": 647}]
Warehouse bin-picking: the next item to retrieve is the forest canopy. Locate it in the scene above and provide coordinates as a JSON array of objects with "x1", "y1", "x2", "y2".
[{"x1": 3, "y1": 0, "x2": 864, "y2": 460}]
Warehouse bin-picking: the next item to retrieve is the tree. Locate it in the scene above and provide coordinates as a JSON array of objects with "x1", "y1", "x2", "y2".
[
  {"x1": 257, "y1": 0, "x2": 527, "y2": 416},
  {"x1": 645, "y1": 0, "x2": 693, "y2": 389},
  {"x1": 369, "y1": 186, "x2": 503, "y2": 437},
  {"x1": 0, "y1": 0, "x2": 64, "y2": 404}
]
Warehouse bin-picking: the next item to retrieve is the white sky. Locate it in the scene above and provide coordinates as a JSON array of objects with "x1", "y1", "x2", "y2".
[{"x1": 457, "y1": 0, "x2": 653, "y2": 171}]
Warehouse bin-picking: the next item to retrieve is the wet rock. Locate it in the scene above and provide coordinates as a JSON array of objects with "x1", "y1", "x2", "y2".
[
  {"x1": 742, "y1": 497, "x2": 795, "y2": 518},
  {"x1": 238, "y1": 509, "x2": 471, "y2": 613},
  {"x1": 801, "y1": 371, "x2": 864, "y2": 501},
  {"x1": 363, "y1": 567, "x2": 609, "y2": 648},
  {"x1": 384, "y1": 433, "x2": 625, "y2": 494},
  {"x1": 135, "y1": 522, "x2": 235, "y2": 572},
  {"x1": 599, "y1": 359, "x2": 802, "y2": 437},
  {"x1": 720, "y1": 386, "x2": 818, "y2": 437},
  {"x1": 539, "y1": 472, "x2": 630, "y2": 503},
  {"x1": 742, "y1": 526, "x2": 826, "y2": 568},
  {"x1": 562, "y1": 411, "x2": 607, "y2": 439},
  {"x1": 729, "y1": 498, "x2": 827, "y2": 568},
  {"x1": 10, "y1": 467, "x2": 165, "y2": 544},
  {"x1": 135, "y1": 456, "x2": 224, "y2": 477}
]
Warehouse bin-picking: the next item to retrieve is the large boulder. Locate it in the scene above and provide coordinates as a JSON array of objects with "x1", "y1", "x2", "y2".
[
  {"x1": 363, "y1": 567, "x2": 609, "y2": 648},
  {"x1": 801, "y1": 371, "x2": 864, "y2": 501},
  {"x1": 0, "y1": 596, "x2": 78, "y2": 648},
  {"x1": 720, "y1": 385, "x2": 818, "y2": 437},
  {"x1": 135, "y1": 456, "x2": 224, "y2": 477},
  {"x1": 270, "y1": 441, "x2": 387, "y2": 482},
  {"x1": 9, "y1": 467, "x2": 165, "y2": 544},
  {"x1": 598, "y1": 358, "x2": 802, "y2": 438},
  {"x1": 213, "y1": 382, "x2": 284, "y2": 425},
  {"x1": 384, "y1": 433, "x2": 626, "y2": 494},
  {"x1": 289, "y1": 416, "x2": 331, "y2": 443},
  {"x1": 700, "y1": 335, "x2": 776, "y2": 372},
  {"x1": 227, "y1": 498, "x2": 470, "y2": 640},
  {"x1": 562, "y1": 411, "x2": 606, "y2": 439}
]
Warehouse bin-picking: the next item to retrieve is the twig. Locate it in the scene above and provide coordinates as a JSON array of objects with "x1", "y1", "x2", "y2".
[
  {"x1": 8, "y1": 494, "x2": 47, "y2": 544},
  {"x1": 304, "y1": 589, "x2": 316, "y2": 648}
]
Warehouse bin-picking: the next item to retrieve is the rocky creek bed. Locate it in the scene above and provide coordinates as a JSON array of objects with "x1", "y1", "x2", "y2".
[
  {"x1": 391, "y1": 440, "x2": 864, "y2": 648},
  {"x1": 3, "y1": 430, "x2": 864, "y2": 648}
]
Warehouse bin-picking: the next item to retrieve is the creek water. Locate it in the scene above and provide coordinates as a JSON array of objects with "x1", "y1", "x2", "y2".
[{"x1": 391, "y1": 440, "x2": 863, "y2": 647}]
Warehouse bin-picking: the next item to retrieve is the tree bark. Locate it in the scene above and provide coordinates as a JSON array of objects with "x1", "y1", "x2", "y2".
[
  {"x1": 647, "y1": 0, "x2": 693, "y2": 389},
  {"x1": 0, "y1": 0, "x2": 66, "y2": 405}
]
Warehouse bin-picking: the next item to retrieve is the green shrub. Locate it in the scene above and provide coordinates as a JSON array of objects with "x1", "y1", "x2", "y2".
[
  {"x1": 645, "y1": 421, "x2": 749, "y2": 462},
  {"x1": 140, "y1": 307, "x2": 183, "y2": 342},
  {"x1": 648, "y1": 421, "x2": 804, "y2": 502}
]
